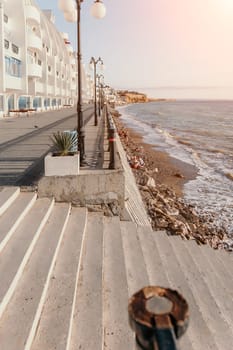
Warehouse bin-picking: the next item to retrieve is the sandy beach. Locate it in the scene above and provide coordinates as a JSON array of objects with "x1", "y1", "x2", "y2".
[
  {"x1": 123, "y1": 127, "x2": 198, "y2": 197},
  {"x1": 112, "y1": 109, "x2": 231, "y2": 251}
]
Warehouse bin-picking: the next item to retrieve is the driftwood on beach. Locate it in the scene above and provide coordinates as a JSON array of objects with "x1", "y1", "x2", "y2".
[{"x1": 113, "y1": 111, "x2": 231, "y2": 252}]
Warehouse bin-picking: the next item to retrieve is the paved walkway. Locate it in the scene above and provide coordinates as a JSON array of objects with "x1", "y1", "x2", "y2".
[
  {"x1": 0, "y1": 107, "x2": 77, "y2": 143},
  {"x1": 0, "y1": 106, "x2": 104, "y2": 185}
]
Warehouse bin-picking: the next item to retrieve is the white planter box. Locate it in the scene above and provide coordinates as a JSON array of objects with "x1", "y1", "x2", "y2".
[{"x1": 45, "y1": 152, "x2": 80, "y2": 176}]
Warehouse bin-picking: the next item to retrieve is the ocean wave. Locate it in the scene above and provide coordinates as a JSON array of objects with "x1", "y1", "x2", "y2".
[
  {"x1": 177, "y1": 139, "x2": 193, "y2": 147},
  {"x1": 154, "y1": 126, "x2": 175, "y2": 140},
  {"x1": 191, "y1": 151, "x2": 209, "y2": 169},
  {"x1": 183, "y1": 129, "x2": 215, "y2": 137},
  {"x1": 208, "y1": 148, "x2": 227, "y2": 155},
  {"x1": 148, "y1": 111, "x2": 163, "y2": 117}
]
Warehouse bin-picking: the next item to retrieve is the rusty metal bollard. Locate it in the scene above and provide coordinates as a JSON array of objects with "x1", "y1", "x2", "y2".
[{"x1": 128, "y1": 286, "x2": 189, "y2": 350}]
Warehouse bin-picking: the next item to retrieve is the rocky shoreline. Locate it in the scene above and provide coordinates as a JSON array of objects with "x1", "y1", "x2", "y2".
[
  {"x1": 116, "y1": 90, "x2": 174, "y2": 104},
  {"x1": 112, "y1": 110, "x2": 232, "y2": 252}
]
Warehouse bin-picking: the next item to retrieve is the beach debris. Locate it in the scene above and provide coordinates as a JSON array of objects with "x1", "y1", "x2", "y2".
[
  {"x1": 128, "y1": 155, "x2": 145, "y2": 169},
  {"x1": 114, "y1": 112, "x2": 231, "y2": 252}
]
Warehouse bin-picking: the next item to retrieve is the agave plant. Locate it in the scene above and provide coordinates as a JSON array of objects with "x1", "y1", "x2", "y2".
[{"x1": 50, "y1": 131, "x2": 77, "y2": 156}]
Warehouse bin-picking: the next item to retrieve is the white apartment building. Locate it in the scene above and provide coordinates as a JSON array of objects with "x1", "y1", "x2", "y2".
[{"x1": 0, "y1": 0, "x2": 92, "y2": 117}]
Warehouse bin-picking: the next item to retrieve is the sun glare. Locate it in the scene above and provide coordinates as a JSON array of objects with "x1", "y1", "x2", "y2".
[{"x1": 220, "y1": 0, "x2": 233, "y2": 8}]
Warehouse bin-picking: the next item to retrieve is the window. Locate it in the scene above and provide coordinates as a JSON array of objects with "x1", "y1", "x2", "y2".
[
  {"x1": 0, "y1": 96, "x2": 3, "y2": 111},
  {"x1": 48, "y1": 65, "x2": 51, "y2": 72},
  {"x1": 44, "y1": 98, "x2": 50, "y2": 107},
  {"x1": 38, "y1": 59, "x2": 42, "y2": 66},
  {"x1": 33, "y1": 97, "x2": 41, "y2": 109},
  {"x1": 5, "y1": 56, "x2": 10, "y2": 73},
  {"x1": 5, "y1": 56, "x2": 22, "y2": 77},
  {"x1": 4, "y1": 14, "x2": 8, "y2": 23},
  {"x1": 18, "y1": 96, "x2": 30, "y2": 109},
  {"x1": 12, "y1": 44, "x2": 19, "y2": 54},
  {"x1": 4, "y1": 40, "x2": 9, "y2": 49}
]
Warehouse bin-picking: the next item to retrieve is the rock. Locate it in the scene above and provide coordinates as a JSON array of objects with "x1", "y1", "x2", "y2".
[
  {"x1": 108, "y1": 200, "x2": 120, "y2": 216},
  {"x1": 147, "y1": 176, "x2": 156, "y2": 188},
  {"x1": 174, "y1": 172, "x2": 184, "y2": 178},
  {"x1": 138, "y1": 173, "x2": 150, "y2": 186}
]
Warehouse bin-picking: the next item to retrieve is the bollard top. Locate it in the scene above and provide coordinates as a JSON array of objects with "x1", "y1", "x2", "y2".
[{"x1": 128, "y1": 286, "x2": 189, "y2": 339}]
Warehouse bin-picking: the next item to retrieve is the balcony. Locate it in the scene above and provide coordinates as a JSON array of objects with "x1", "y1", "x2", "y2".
[
  {"x1": 5, "y1": 75, "x2": 22, "y2": 90},
  {"x1": 25, "y1": 5, "x2": 41, "y2": 25},
  {"x1": 27, "y1": 31, "x2": 42, "y2": 52},
  {"x1": 28, "y1": 63, "x2": 42, "y2": 78}
]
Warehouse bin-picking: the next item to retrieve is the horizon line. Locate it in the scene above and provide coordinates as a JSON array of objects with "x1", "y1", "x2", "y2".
[{"x1": 115, "y1": 85, "x2": 233, "y2": 90}]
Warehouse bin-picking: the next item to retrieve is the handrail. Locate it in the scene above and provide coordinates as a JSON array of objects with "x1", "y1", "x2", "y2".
[{"x1": 106, "y1": 105, "x2": 117, "y2": 169}]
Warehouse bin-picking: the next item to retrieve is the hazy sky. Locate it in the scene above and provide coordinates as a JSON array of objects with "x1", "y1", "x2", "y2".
[{"x1": 37, "y1": 0, "x2": 233, "y2": 92}]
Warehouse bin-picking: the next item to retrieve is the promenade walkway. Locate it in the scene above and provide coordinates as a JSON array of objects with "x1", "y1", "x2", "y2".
[
  {"x1": 0, "y1": 106, "x2": 103, "y2": 185},
  {"x1": 0, "y1": 108, "x2": 232, "y2": 349}
]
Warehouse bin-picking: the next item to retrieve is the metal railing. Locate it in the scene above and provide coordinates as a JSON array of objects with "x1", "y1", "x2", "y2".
[{"x1": 106, "y1": 105, "x2": 117, "y2": 169}]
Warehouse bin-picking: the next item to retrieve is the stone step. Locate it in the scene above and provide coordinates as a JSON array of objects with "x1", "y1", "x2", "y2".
[
  {"x1": 31, "y1": 207, "x2": 87, "y2": 350},
  {"x1": 155, "y1": 231, "x2": 231, "y2": 350},
  {"x1": 215, "y1": 249, "x2": 233, "y2": 272},
  {"x1": 69, "y1": 212, "x2": 104, "y2": 350},
  {"x1": 121, "y1": 221, "x2": 150, "y2": 296},
  {"x1": 173, "y1": 237, "x2": 233, "y2": 290},
  {"x1": 137, "y1": 228, "x2": 195, "y2": 350},
  {"x1": 0, "y1": 203, "x2": 71, "y2": 350},
  {"x1": 191, "y1": 240, "x2": 233, "y2": 267},
  {"x1": 137, "y1": 228, "x2": 170, "y2": 287},
  {"x1": 175, "y1": 237, "x2": 233, "y2": 332},
  {"x1": 0, "y1": 187, "x2": 20, "y2": 216},
  {"x1": 0, "y1": 197, "x2": 54, "y2": 319},
  {"x1": 0, "y1": 192, "x2": 37, "y2": 254},
  {"x1": 102, "y1": 216, "x2": 134, "y2": 350}
]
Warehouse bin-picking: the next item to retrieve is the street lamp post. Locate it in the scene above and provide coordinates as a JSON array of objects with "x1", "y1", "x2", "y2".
[
  {"x1": 89, "y1": 56, "x2": 104, "y2": 126},
  {"x1": 58, "y1": 0, "x2": 106, "y2": 165},
  {"x1": 97, "y1": 74, "x2": 104, "y2": 115}
]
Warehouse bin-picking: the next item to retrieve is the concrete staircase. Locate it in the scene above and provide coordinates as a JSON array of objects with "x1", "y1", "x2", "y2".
[{"x1": 0, "y1": 187, "x2": 232, "y2": 349}]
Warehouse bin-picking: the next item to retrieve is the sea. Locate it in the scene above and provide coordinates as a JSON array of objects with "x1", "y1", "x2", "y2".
[{"x1": 117, "y1": 90, "x2": 233, "y2": 243}]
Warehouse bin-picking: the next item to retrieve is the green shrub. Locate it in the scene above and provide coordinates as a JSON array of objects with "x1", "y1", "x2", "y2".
[{"x1": 50, "y1": 131, "x2": 77, "y2": 156}]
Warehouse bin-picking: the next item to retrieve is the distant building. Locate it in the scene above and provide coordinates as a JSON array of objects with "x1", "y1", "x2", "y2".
[{"x1": 0, "y1": 0, "x2": 92, "y2": 117}]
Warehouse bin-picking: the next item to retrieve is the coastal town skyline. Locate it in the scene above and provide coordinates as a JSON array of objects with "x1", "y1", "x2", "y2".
[{"x1": 37, "y1": 0, "x2": 233, "y2": 99}]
